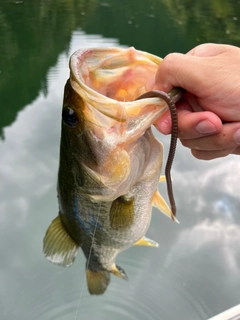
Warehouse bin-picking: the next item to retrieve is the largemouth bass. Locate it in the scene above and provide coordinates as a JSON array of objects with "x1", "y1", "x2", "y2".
[{"x1": 43, "y1": 47, "x2": 182, "y2": 295}]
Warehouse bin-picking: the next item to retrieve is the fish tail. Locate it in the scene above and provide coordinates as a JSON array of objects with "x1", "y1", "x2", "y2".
[{"x1": 86, "y1": 269, "x2": 110, "y2": 295}]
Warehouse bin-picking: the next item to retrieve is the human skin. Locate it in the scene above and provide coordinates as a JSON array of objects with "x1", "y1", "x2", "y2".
[{"x1": 151, "y1": 43, "x2": 240, "y2": 160}]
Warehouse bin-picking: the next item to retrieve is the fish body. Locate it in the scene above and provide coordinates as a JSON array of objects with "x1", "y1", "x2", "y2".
[{"x1": 43, "y1": 47, "x2": 181, "y2": 295}]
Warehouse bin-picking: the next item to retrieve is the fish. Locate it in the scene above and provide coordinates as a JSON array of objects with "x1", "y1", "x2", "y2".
[{"x1": 43, "y1": 47, "x2": 182, "y2": 295}]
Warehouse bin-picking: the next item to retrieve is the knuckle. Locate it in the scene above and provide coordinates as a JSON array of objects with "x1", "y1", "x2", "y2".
[
  {"x1": 180, "y1": 139, "x2": 191, "y2": 148},
  {"x1": 162, "y1": 53, "x2": 179, "y2": 71},
  {"x1": 211, "y1": 134, "x2": 224, "y2": 147},
  {"x1": 192, "y1": 148, "x2": 234, "y2": 160},
  {"x1": 162, "y1": 54, "x2": 173, "y2": 70}
]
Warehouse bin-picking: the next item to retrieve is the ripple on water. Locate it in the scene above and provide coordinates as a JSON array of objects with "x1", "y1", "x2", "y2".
[
  {"x1": 12, "y1": 245, "x2": 212, "y2": 320},
  {"x1": 118, "y1": 248, "x2": 212, "y2": 320}
]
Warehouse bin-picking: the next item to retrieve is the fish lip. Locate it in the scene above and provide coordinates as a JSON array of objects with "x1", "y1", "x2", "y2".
[
  {"x1": 70, "y1": 48, "x2": 119, "y2": 103},
  {"x1": 70, "y1": 47, "x2": 162, "y2": 104},
  {"x1": 70, "y1": 50, "x2": 128, "y2": 122}
]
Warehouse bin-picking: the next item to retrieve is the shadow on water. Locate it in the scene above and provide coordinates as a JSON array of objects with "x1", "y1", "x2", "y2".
[{"x1": 1, "y1": 1, "x2": 240, "y2": 319}]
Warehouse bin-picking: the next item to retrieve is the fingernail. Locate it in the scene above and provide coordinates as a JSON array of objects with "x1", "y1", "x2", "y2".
[
  {"x1": 195, "y1": 120, "x2": 217, "y2": 134},
  {"x1": 233, "y1": 128, "x2": 240, "y2": 145}
]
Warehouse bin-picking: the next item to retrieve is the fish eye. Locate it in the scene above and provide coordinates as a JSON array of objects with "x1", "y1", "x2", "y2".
[{"x1": 62, "y1": 107, "x2": 78, "y2": 128}]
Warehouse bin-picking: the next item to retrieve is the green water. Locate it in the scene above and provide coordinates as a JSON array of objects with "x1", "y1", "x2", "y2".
[{"x1": 1, "y1": 1, "x2": 240, "y2": 319}]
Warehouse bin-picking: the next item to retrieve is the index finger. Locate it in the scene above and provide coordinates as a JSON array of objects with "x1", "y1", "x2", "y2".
[{"x1": 154, "y1": 52, "x2": 208, "y2": 94}]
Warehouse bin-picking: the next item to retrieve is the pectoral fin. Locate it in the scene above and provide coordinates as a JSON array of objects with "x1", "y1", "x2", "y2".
[
  {"x1": 134, "y1": 236, "x2": 159, "y2": 247},
  {"x1": 152, "y1": 190, "x2": 179, "y2": 223},
  {"x1": 86, "y1": 269, "x2": 110, "y2": 295},
  {"x1": 43, "y1": 216, "x2": 79, "y2": 267},
  {"x1": 109, "y1": 195, "x2": 134, "y2": 230}
]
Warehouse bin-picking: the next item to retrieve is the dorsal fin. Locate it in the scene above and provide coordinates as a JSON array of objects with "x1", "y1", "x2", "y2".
[{"x1": 43, "y1": 216, "x2": 79, "y2": 267}]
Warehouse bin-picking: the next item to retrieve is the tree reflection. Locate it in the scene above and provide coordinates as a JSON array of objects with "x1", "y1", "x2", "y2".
[
  {"x1": 160, "y1": 0, "x2": 240, "y2": 43},
  {"x1": 1, "y1": 0, "x2": 240, "y2": 135},
  {"x1": 0, "y1": 0, "x2": 97, "y2": 135}
]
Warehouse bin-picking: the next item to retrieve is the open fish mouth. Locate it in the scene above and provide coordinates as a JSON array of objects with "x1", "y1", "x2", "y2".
[
  {"x1": 69, "y1": 47, "x2": 182, "y2": 122},
  {"x1": 66, "y1": 47, "x2": 183, "y2": 214},
  {"x1": 70, "y1": 47, "x2": 160, "y2": 102}
]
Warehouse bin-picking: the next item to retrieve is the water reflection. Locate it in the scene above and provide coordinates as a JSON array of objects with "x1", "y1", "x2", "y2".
[
  {"x1": 165, "y1": 219, "x2": 240, "y2": 276},
  {"x1": 1, "y1": 28, "x2": 240, "y2": 320},
  {"x1": 0, "y1": 30, "x2": 123, "y2": 319},
  {"x1": 0, "y1": 0, "x2": 99, "y2": 132},
  {"x1": 1, "y1": 0, "x2": 240, "y2": 133},
  {"x1": 160, "y1": 0, "x2": 240, "y2": 44}
]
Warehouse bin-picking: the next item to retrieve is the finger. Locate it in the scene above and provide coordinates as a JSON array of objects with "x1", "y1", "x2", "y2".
[
  {"x1": 154, "y1": 52, "x2": 209, "y2": 94},
  {"x1": 177, "y1": 99, "x2": 221, "y2": 139},
  {"x1": 191, "y1": 147, "x2": 236, "y2": 160},
  {"x1": 154, "y1": 43, "x2": 239, "y2": 97},
  {"x1": 154, "y1": 98, "x2": 222, "y2": 137},
  {"x1": 232, "y1": 146, "x2": 240, "y2": 156},
  {"x1": 187, "y1": 43, "x2": 230, "y2": 57},
  {"x1": 183, "y1": 92, "x2": 203, "y2": 112},
  {"x1": 180, "y1": 123, "x2": 240, "y2": 151},
  {"x1": 154, "y1": 98, "x2": 191, "y2": 134},
  {"x1": 187, "y1": 43, "x2": 235, "y2": 57}
]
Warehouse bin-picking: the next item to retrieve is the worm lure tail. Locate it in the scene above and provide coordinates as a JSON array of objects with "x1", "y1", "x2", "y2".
[{"x1": 136, "y1": 90, "x2": 178, "y2": 219}]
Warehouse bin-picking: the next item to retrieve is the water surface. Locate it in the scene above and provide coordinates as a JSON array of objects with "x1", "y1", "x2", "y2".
[{"x1": 1, "y1": 1, "x2": 240, "y2": 319}]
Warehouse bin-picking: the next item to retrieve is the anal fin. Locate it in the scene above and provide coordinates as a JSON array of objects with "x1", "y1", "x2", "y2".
[
  {"x1": 134, "y1": 236, "x2": 159, "y2": 247},
  {"x1": 152, "y1": 190, "x2": 179, "y2": 223},
  {"x1": 111, "y1": 264, "x2": 128, "y2": 280},
  {"x1": 43, "y1": 216, "x2": 79, "y2": 267},
  {"x1": 159, "y1": 175, "x2": 166, "y2": 182}
]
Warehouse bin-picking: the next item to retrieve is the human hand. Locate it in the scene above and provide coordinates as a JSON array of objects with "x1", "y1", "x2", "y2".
[{"x1": 152, "y1": 43, "x2": 240, "y2": 159}]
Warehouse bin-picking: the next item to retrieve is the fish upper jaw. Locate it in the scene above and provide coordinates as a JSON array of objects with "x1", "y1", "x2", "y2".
[{"x1": 68, "y1": 47, "x2": 184, "y2": 149}]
